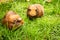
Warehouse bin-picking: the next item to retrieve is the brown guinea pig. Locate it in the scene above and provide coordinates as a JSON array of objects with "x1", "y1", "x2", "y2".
[
  {"x1": 2, "y1": 11, "x2": 24, "y2": 30},
  {"x1": 27, "y1": 4, "x2": 44, "y2": 19}
]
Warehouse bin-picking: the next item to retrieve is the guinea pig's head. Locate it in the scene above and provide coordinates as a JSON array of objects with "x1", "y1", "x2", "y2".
[
  {"x1": 27, "y1": 5, "x2": 38, "y2": 17},
  {"x1": 8, "y1": 15, "x2": 23, "y2": 30}
]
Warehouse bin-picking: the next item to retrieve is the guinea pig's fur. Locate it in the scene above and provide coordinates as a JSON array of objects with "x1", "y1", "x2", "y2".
[
  {"x1": 2, "y1": 11, "x2": 24, "y2": 30},
  {"x1": 27, "y1": 4, "x2": 44, "y2": 19}
]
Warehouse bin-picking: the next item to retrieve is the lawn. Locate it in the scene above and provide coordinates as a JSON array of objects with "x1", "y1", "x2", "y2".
[{"x1": 0, "y1": 0, "x2": 60, "y2": 40}]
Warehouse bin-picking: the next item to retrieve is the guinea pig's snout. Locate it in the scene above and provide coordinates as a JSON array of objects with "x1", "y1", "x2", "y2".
[
  {"x1": 16, "y1": 18, "x2": 22, "y2": 24},
  {"x1": 17, "y1": 18, "x2": 22, "y2": 22}
]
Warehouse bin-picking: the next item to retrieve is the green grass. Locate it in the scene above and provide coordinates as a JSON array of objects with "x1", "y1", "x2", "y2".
[{"x1": 0, "y1": 0, "x2": 60, "y2": 40}]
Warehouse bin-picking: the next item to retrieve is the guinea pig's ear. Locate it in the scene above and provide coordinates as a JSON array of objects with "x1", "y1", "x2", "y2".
[
  {"x1": 28, "y1": 9, "x2": 31, "y2": 11},
  {"x1": 35, "y1": 9, "x2": 38, "y2": 13},
  {"x1": 35, "y1": 8, "x2": 39, "y2": 15},
  {"x1": 35, "y1": 7, "x2": 38, "y2": 12}
]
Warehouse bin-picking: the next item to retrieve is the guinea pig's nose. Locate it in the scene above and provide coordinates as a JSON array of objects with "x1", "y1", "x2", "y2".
[
  {"x1": 17, "y1": 18, "x2": 22, "y2": 22},
  {"x1": 18, "y1": 18, "x2": 22, "y2": 21}
]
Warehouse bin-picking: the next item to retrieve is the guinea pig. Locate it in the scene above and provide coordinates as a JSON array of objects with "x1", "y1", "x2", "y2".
[
  {"x1": 2, "y1": 11, "x2": 24, "y2": 30},
  {"x1": 27, "y1": 4, "x2": 44, "y2": 19}
]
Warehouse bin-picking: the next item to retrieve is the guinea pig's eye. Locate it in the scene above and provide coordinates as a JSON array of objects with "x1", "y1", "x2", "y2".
[
  {"x1": 35, "y1": 10, "x2": 37, "y2": 11},
  {"x1": 28, "y1": 9, "x2": 31, "y2": 11}
]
